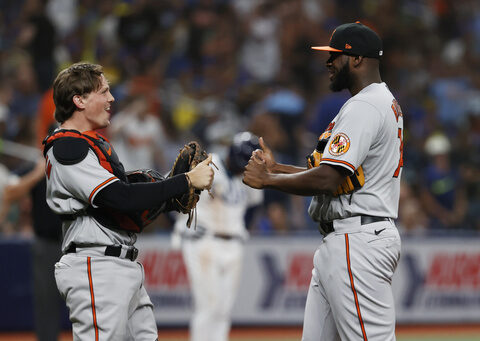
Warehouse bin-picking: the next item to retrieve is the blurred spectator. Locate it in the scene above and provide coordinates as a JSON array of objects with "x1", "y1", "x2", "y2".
[
  {"x1": 184, "y1": 0, "x2": 220, "y2": 76},
  {"x1": 397, "y1": 181, "x2": 429, "y2": 234},
  {"x1": 0, "y1": 0, "x2": 478, "y2": 237},
  {"x1": 46, "y1": 0, "x2": 78, "y2": 38},
  {"x1": 457, "y1": 110, "x2": 480, "y2": 230},
  {"x1": 420, "y1": 133, "x2": 468, "y2": 229},
  {"x1": 5, "y1": 52, "x2": 40, "y2": 142},
  {"x1": 35, "y1": 87, "x2": 57, "y2": 147},
  {"x1": 16, "y1": 0, "x2": 56, "y2": 93},
  {"x1": 117, "y1": 0, "x2": 159, "y2": 75},
  {"x1": 0, "y1": 81, "x2": 13, "y2": 138},
  {"x1": 0, "y1": 164, "x2": 20, "y2": 235},
  {"x1": 108, "y1": 95, "x2": 167, "y2": 172},
  {"x1": 0, "y1": 160, "x2": 65, "y2": 341},
  {"x1": 239, "y1": 1, "x2": 281, "y2": 83}
]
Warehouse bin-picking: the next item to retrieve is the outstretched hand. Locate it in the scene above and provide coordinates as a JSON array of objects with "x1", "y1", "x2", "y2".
[
  {"x1": 242, "y1": 153, "x2": 268, "y2": 189},
  {"x1": 254, "y1": 137, "x2": 276, "y2": 172}
]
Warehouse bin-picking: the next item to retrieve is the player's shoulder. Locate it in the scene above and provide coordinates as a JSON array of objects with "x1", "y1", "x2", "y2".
[
  {"x1": 344, "y1": 83, "x2": 393, "y2": 117},
  {"x1": 52, "y1": 136, "x2": 90, "y2": 165},
  {"x1": 355, "y1": 83, "x2": 394, "y2": 106}
]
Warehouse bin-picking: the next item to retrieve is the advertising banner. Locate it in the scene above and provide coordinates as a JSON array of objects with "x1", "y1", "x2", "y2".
[
  {"x1": 136, "y1": 236, "x2": 318, "y2": 325},
  {"x1": 136, "y1": 234, "x2": 480, "y2": 326},
  {"x1": 393, "y1": 235, "x2": 480, "y2": 323}
]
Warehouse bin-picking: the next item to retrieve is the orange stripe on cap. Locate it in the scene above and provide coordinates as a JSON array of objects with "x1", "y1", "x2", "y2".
[
  {"x1": 320, "y1": 158, "x2": 356, "y2": 172},
  {"x1": 89, "y1": 176, "x2": 117, "y2": 203},
  {"x1": 345, "y1": 234, "x2": 368, "y2": 341},
  {"x1": 311, "y1": 46, "x2": 343, "y2": 52},
  {"x1": 87, "y1": 257, "x2": 99, "y2": 341}
]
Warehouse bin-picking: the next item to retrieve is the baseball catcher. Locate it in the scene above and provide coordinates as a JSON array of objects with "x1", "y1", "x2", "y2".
[{"x1": 45, "y1": 62, "x2": 215, "y2": 340}]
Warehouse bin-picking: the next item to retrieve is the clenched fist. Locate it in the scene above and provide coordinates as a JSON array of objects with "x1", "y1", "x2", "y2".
[
  {"x1": 243, "y1": 154, "x2": 268, "y2": 189},
  {"x1": 187, "y1": 154, "x2": 215, "y2": 190}
]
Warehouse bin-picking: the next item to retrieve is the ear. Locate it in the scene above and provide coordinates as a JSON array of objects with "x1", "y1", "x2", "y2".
[
  {"x1": 351, "y1": 55, "x2": 364, "y2": 68},
  {"x1": 73, "y1": 95, "x2": 85, "y2": 110}
]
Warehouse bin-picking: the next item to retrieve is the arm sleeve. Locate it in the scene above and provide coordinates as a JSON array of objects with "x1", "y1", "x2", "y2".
[
  {"x1": 93, "y1": 173, "x2": 189, "y2": 212},
  {"x1": 320, "y1": 100, "x2": 382, "y2": 174}
]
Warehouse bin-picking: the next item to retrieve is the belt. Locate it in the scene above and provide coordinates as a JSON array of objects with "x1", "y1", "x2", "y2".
[
  {"x1": 213, "y1": 233, "x2": 242, "y2": 241},
  {"x1": 184, "y1": 232, "x2": 242, "y2": 241},
  {"x1": 319, "y1": 215, "x2": 390, "y2": 236},
  {"x1": 183, "y1": 225, "x2": 242, "y2": 241},
  {"x1": 65, "y1": 243, "x2": 139, "y2": 261}
]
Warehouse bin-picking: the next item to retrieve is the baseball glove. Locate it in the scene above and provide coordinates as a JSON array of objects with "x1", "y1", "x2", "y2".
[{"x1": 168, "y1": 141, "x2": 210, "y2": 227}]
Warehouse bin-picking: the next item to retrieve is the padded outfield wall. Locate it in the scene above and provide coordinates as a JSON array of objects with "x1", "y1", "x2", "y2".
[{"x1": 0, "y1": 232, "x2": 479, "y2": 330}]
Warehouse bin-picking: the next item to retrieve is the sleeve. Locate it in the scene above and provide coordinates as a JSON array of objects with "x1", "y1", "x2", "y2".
[
  {"x1": 320, "y1": 100, "x2": 382, "y2": 174},
  {"x1": 246, "y1": 186, "x2": 263, "y2": 207},
  {"x1": 93, "y1": 174, "x2": 189, "y2": 211},
  {"x1": 53, "y1": 149, "x2": 119, "y2": 208}
]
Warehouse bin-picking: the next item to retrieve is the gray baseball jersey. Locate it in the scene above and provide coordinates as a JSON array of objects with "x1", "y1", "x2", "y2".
[
  {"x1": 308, "y1": 82, "x2": 403, "y2": 222},
  {"x1": 302, "y1": 82, "x2": 403, "y2": 341},
  {"x1": 45, "y1": 148, "x2": 136, "y2": 251}
]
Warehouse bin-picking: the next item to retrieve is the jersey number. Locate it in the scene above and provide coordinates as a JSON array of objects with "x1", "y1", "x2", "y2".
[
  {"x1": 391, "y1": 100, "x2": 404, "y2": 178},
  {"x1": 393, "y1": 127, "x2": 403, "y2": 178}
]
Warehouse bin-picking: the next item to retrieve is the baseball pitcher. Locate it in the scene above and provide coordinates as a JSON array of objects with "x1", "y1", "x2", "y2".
[{"x1": 243, "y1": 22, "x2": 403, "y2": 341}]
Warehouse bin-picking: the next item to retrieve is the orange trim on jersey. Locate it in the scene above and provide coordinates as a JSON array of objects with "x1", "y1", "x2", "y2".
[
  {"x1": 87, "y1": 257, "x2": 99, "y2": 341},
  {"x1": 345, "y1": 234, "x2": 368, "y2": 341},
  {"x1": 320, "y1": 158, "x2": 356, "y2": 172},
  {"x1": 89, "y1": 176, "x2": 117, "y2": 203}
]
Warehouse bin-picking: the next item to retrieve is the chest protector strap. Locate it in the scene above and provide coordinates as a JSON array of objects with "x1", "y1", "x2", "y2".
[{"x1": 43, "y1": 129, "x2": 144, "y2": 233}]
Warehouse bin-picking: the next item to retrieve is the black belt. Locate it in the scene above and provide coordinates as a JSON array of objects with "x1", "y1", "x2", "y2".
[
  {"x1": 213, "y1": 233, "x2": 241, "y2": 241},
  {"x1": 184, "y1": 232, "x2": 241, "y2": 241},
  {"x1": 65, "y1": 243, "x2": 139, "y2": 261},
  {"x1": 319, "y1": 215, "x2": 390, "y2": 236},
  {"x1": 184, "y1": 225, "x2": 241, "y2": 241}
]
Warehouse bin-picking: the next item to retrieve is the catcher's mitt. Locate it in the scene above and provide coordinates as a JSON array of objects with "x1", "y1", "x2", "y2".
[{"x1": 168, "y1": 141, "x2": 210, "y2": 227}]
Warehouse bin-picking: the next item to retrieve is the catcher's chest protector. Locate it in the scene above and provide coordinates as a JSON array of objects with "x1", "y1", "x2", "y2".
[
  {"x1": 43, "y1": 129, "x2": 126, "y2": 180},
  {"x1": 43, "y1": 129, "x2": 145, "y2": 232}
]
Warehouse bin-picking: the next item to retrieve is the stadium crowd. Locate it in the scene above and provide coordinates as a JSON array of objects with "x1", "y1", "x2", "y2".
[{"x1": 0, "y1": 0, "x2": 478, "y2": 237}]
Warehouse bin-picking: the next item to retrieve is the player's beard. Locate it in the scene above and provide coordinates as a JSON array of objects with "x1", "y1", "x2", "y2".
[{"x1": 329, "y1": 61, "x2": 351, "y2": 92}]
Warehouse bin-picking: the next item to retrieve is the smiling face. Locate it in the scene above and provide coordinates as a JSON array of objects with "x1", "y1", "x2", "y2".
[
  {"x1": 326, "y1": 52, "x2": 352, "y2": 92},
  {"x1": 81, "y1": 74, "x2": 114, "y2": 130}
]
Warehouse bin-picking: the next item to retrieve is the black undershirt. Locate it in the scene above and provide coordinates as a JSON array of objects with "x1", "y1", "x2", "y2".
[{"x1": 93, "y1": 174, "x2": 189, "y2": 212}]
